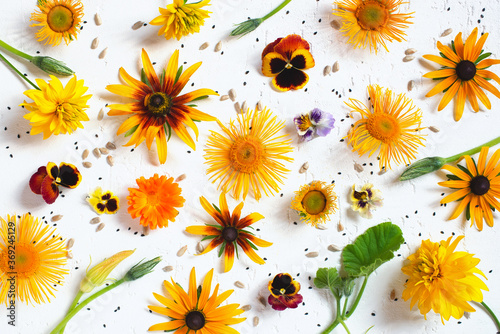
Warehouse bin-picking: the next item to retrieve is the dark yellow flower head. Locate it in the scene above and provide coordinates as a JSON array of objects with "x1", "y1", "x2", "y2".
[{"x1": 291, "y1": 181, "x2": 338, "y2": 227}]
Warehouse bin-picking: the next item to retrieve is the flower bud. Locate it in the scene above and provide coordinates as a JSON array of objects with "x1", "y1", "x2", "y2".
[
  {"x1": 124, "y1": 256, "x2": 161, "y2": 282},
  {"x1": 230, "y1": 18, "x2": 263, "y2": 37},
  {"x1": 399, "y1": 157, "x2": 446, "y2": 181},
  {"x1": 30, "y1": 56, "x2": 74, "y2": 76}
]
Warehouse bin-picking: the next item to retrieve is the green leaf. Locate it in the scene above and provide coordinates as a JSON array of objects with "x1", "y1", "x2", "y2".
[
  {"x1": 342, "y1": 222, "x2": 404, "y2": 278},
  {"x1": 314, "y1": 267, "x2": 342, "y2": 290},
  {"x1": 124, "y1": 124, "x2": 139, "y2": 137},
  {"x1": 174, "y1": 65, "x2": 183, "y2": 85}
]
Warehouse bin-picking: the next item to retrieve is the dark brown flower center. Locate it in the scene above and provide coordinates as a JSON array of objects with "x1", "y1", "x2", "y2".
[
  {"x1": 456, "y1": 60, "x2": 476, "y2": 81},
  {"x1": 470, "y1": 175, "x2": 490, "y2": 195},
  {"x1": 222, "y1": 226, "x2": 238, "y2": 242},
  {"x1": 185, "y1": 310, "x2": 205, "y2": 330},
  {"x1": 146, "y1": 92, "x2": 172, "y2": 116}
]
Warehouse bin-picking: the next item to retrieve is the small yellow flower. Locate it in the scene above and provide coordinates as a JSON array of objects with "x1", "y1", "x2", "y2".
[
  {"x1": 291, "y1": 181, "x2": 338, "y2": 227},
  {"x1": 150, "y1": 0, "x2": 211, "y2": 41},
  {"x1": 87, "y1": 187, "x2": 120, "y2": 215}
]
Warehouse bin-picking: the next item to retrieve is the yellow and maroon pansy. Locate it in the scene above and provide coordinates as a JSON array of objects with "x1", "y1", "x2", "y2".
[
  {"x1": 29, "y1": 162, "x2": 82, "y2": 204},
  {"x1": 87, "y1": 187, "x2": 120, "y2": 215},
  {"x1": 267, "y1": 273, "x2": 303, "y2": 311},
  {"x1": 262, "y1": 34, "x2": 315, "y2": 91}
]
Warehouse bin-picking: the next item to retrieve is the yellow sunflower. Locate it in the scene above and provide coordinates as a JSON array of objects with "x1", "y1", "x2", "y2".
[
  {"x1": 21, "y1": 75, "x2": 91, "y2": 139},
  {"x1": 204, "y1": 108, "x2": 293, "y2": 201},
  {"x1": 291, "y1": 181, "x2": 338, "y2": 227},
  {"x1": 423, "y1": 27, "x2": 500, "y2": 121},
  {"x1": 150, "y1": 0, "x2": 211, "y2": 41},
  {"x1": 345, "y1": 84, "x2": 426, "y2": 170},
  {"x1": 402, "y1": 236, "x2": 488, "y2": 322},
  {"x1": 106, "y1": 49, "x2": 217, "y2": 164},
  {"x1": 333, "y1": 0, "x2": 413, "y2": 53},
  {"x1": 148, "y1": 268, "x2": 245, "y2": 332},
  {"x1": 0, "y1": 214, "x2": 68, "y2": 305},
  {"x1": 439, "y1": 147, "x2": 500, "y2": 231},
  {"x1": 30, "y1": 0, "x2": 84, "y2": 46}
]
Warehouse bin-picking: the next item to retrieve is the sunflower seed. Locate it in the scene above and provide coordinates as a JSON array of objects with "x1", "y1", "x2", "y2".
[
  {"x1": 316, "y1": 224, "x2": 328, "y2": 230},
  {"x1": 253, "y1": 316, "x2": 260, "y2": 327},
  {"x1": 241, "y1": 101, "x2": 248, "y2": 113},
  {"x1": 99, "y1": 147, "x2": 109, "y2": 155},
  {"x1": 175, "y1": 174, "x2": 186, "y2": 182},
  {"x1": 132, "y1": 21, "x2": 144, "y2": 30},
  {"x1": 332, "y1": 61, "x2": 340, "y2": 72},
  {"x1": 214, "y1": 41, "x2": 223, "y2": 52},
  {"x1": 90, "y1": 217, "x2": 101, "y2": 225},
  {"x1": 338, "y1": 222, "x2": 344, "y2": 232},
  {"x1": 378, "y1": 168, "x2": 387, "y2": 175},
  {"x1": 177, "y1": 245, "x2": 188, "y2": 257},
  {"x1": 464, "y1": 311, "x2": 471, "y2": 319},
  {"x1": 257, "y1": 100, "x2": 263, "y2": 111},
  {"x1": 259, "y1": 296, "x2": 267, "y2": 307},
  {"x1": 106, "y1": 142, "x2": 116, "y2": 150},
  {"x1": 67, "y1": 238, "x2": 75, "y2": 249},
  {"x1": 234, "y1": 281, "x2": 245, "y2": 289},
  {"x1": 83, "y1": 161, "x2": 93, "y2": 168},
  {"x1": 306, "y1": 251, "x2": 319, "y2": 258},
  {"x1": 390, "y1": 289, "x2": 396, "y2": 300},
  {"x1": 106, "y1": 155, "x2": 114, "y2": 166},
  {"x1": 405, "y1": 48, "x2": 417, "y2": 55},
  {"x1": 52, "y1": 214, "x2": 63, "y2": 222},
  {"x1": 94, "y1": 13, "x2": 102, "y2": 26},
  {"x1": 99, "y1": 47, "x2": 108, "y2": 59},
  {"x1": 328, "y1": 244, "x2": 341, "y2": 252},
  {"x1": 143, "y1": 226, "x2": 150, "y2": 236},
  {"x1": 91, "y1": 37, "x2": 99, "y2": 49},
  {"x1": 197, "y1": 242, "x2": 205, "y2": 253},
  {"x1": 354, "y1": 163, "x2": 364, "y2": 172},
  {"x1": 429, "y1": 125, "x2": 440, "y2": 133},
  {"x1": 220, "y1": 95, "x2": 230, "y2": 101},
  {"x1": 96, "y1": 223, "x2": 105, "y2": 232},
  {"x1": 234, "y1": 102, "x2": 241, "y2": 114},
  {"x1": 199, "y1": 42, "x2": 210, "y2": 50},
  {"x1": 330, "y1": 20, "x2": 341, "y2": 30},
  {"x1": 299, "y1": 162, "x2": 309, "y2": 174},
  {"x1": 407, "y1": 80, "x2": 415, "y2": 91},
  {"x1": 67, "y1": 251, "x2": 73, "y2": 259},
  {"x1": 241, "y1": 305, "x2": 252, "y2": 311},
  {"x1": 323, "y1": 65, "x2": 332, "y2": 76},
  {"x1": 441, "y1": 28, "x2": 453, "y2": 37},
  {"x1": 93, "y1": 148, "x2": 101, "y2": 158},
  {"x1": 97, "y1": 108, "x2": 104, "y2": 120},
  {"x1": 228, "y1": 89, "x2": 237, "y2": 101},
  {"x1": 82, "y1": 149, "x2": 89, "y2": 160},
  {"x1": 403, "y1": 55, "x2": 415, "y2": 62},
  {"x1": 163, "y1": 265, "x2": 174, "y2": 272}
]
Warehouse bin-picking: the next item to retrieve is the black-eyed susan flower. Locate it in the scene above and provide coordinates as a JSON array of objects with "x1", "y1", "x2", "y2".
[
  {"x1": 29, "y1": 162, "x2": 82, "y2": 204},
  {"x1": 30, "y1": 0, "x2": 84, "y2": 46},
  {"x1": 291, "y1": 181, "x2": 338, "y2": 227},
  {"x1": 346, "y1": 84, "x2": 426, "y2": 170},
  {"x1": 186, "y1": 192, "x2": 272, "y2": 272},
  {"x1": 0, "y1": 214, "x2": 68, "y2": 305},
  {"x1": 262, "y1": 34, "x2": 315, "y2": 91},
  {"x1": 205, "y1": 108, "x2": 293, "y2": 201},
  {"x1": 439, "y1": 147, "x2": 500, "y2": 231},
  {"x1": 106, "y1": 49, "x2": 217, "y2": 164},
  {"x1": 127, "y1": 174, "x2": 185, "y2": 230},
  {"x1": 21, "y1": 75, "x2": 91, "y2": 139},
  {"x1": 333, "y1": 0, "x2": 413, "y2": 53},
  {"x1": 267, "y1": 273, "x2": 303, "y2": 311},
  {"x1": 150, "y1": 0, "x2": 211, "y2": 41},
  {"x1": 423, "y1": 27, "x2": 500, "y2": 121},
  {"x1": 148, "y1": 268, "x2": 245, "y2": 332},
  {"x1": 294, "y1": 108, "x2": 335, "y2": 141},
  {"x1": 350, "y1": 183, "x2": 383, "y2": 219},
  {"x1": 87, "y1": 187, "x2": 120, "y2": 215},
  {"x1": 402, "y1": 236, "x2": 488, "y2": 322}
]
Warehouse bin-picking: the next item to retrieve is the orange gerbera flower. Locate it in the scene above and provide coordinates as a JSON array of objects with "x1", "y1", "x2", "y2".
[
  {"x1": 127, "y1": 174, "x2": 185, "y2": 229},
  {"x1": 106, "y1": 49, "x2": 218, "y2": 164},
  {"x1": 186, "y1": 192, "x2": 272, "y2": 272}
]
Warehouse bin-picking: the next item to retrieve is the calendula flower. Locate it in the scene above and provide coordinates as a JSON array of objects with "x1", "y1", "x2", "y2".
[
  {"x1": 423, "y1": 27, "x2": 500, "y2": 121},
  {"x1": 262, "y1": 34, "x2": 315, "y2": 91},
  {"x1": 205, "y1": 108, "x2": 293, "y2": 200},
  {"x1": 29, "y1": 162, "x2": 82, "y2": 204},
  {"x1": 439, "y1": 147, "x2": 500, "y2": 231},
  {"x1": 21, "y1": 75, "x2": 91, "y2": 139},
  {"x1": 291, "y1": 181, "x2": 338, "y2": 227},
  {"x1": 150, "y1": 0, "x2": 211, "y2": 41},
  {"x1": 350, "y1": 183, "x2": 383, "y2": 219},
  {"x1": 346, "y1": 84, "x2": 425, "y2": 170},
  {"x1": 106, "y1": 49, "x2": 217, "y2": 164},
  {"x1": 148, "y1": 268, "x2": 245, "y2": 332},
  {"x1": 268, "y1": 273, "x2": 303, "y2": 311},
  {"x1": 127, "y1": 174, "x2": 185, "y2": 230},
  {"x1": 186, "y1": 193, "x2": 272, "y2": 272},
  {"x1": 333, "y1": 0, "x2": 413, "y2": 53},
  {"x1": 294, "y1": 108, "x2": 335, "y2": 141},
  {"x1": 30, "y1": 0, "x2": 84, "y2": 46},
  {"x1": 402, "y1": 236, "x2": 488, "y2": 322},
  {"x1": 0, "y1": 214, "x2": 68, "y2": 305},
  {"x1": 87, "y1": 187, "x2": 120, "y2": 215}
]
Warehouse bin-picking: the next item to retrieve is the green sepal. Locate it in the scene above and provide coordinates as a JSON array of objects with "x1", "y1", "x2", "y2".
[
  {"x1": 187, "y1": 104, "x2": 198, "y2": 107},
  {"x1": 218, "y1": 241, "x2": 226, "y2": 258},
  {"x1": 197, "y1": 285, "x2": 202, "y2": 299},
  {"x1": 212, "y1": 204, "x2": 221, "y2": 214},
  {"x1": 141, "y1": 68, "x2": 152, "y2": 89},
  {"x1": 451, "y1": 40, "x2": 456, "y2": 53},
  {"x1": 446, "y1": 174, "x2": 461, "y2": 181},
  {"x1": 439, "y1": 52, "x2": 449, "y2": 60},
  {"x1": 456, "y1": 164, "x2": 474, "y2": 178},
  {"x1": 466, "y1": 203, "x2": 471, "y2": 221},
  {"x1": 191, "y1": 95, "x2": 209, "y2": 102},
  {"x1": 245, "y1": 239, "x2": 259, "y2": 251},
  {"x1": 204, "y1": 224, "x2": 222, "y2": 229},
  {"x1": 159, "y1": 69, "x2": 166, "y2": 86},
  {"x1": 234, "y1": 242, "x2": 240, "y2": 259},
  {"x1": 124, "y1": 124, "x2": 139, "y2": 137},
  {"x1": 201, "y1": 235, "x2": 217, "y2": 241},
  {"x1": 174, "y1": 65, "x2": 183, "y2": 85},
  {"x1": 241, "y1": 229, "x2": 255, "y2": 236},
  {"x1": 475, "y1": 52, "x2": 491, "y2": 64}
]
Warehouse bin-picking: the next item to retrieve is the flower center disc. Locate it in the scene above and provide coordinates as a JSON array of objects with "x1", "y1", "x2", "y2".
[
  {"x1": 470, "y1": 175, "x2": 490, "y2": 195},
  {"x1": 355, "y1": 1, "x2": 389, "y2": 31},
  {"x1": 456, "y1": 60, "x2": 477, "y2": 81},
  {"x1": 185, "y1": 310, "x2": 205, "y2": 330},
  {"x1": 0, "y1": 243, "x2": 41, "y2": 278},
  {"x1": 146, "y1": 92, "x2": 172, "y2": 116},
  {"x1": 366, "y1": 113, "x2": 401, "y2": 143},
  {"x1": 47, "y1": 5, "x2": 74, "y2": 33},
  {"x1": 147, "y1": 191, "x2": 160, "y2": 205},
  {"x1": 302, "y1": 190, "x2": 327, "y2": 215},
  {"x1": 230, "y1": 137, "x2": 264, "y2": 173},
  {"x1": 222, "y1": 226, "x2": 238, "y2": 242}
]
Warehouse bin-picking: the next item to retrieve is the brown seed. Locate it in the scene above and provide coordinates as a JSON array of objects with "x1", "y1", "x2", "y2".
[
  {"x1": 90, "y1": 217, "x2": 101, "y2": 225},
  {"x1": 93, "y1": 148, "x2": 101, "y2": 158},
  {"x1": 464, "y1": 311, "x2": 471, "y2": 319},
  {"x1": 214, "y1": 41, "x2": 223, "y2": 52},
  {"x1": 306, "y1": 251, "x2": 319, "y2": 258},
  {"x1": 91, "y1": 37, "x2": 99, "y2": 49},
  {"x1": 67, "y1": 238, "x2": 75, "y2": 249},
  {"x1": 99, "y1": 47, "x2": 108, "y2": 59},
  {"x1": 330, "y1": 20, "x2": 341, "y2": 30},
  {"x1": 429, "y1": 125, "x2": 440, "y2": 133},
  {"x1": 338, "y1": 222, "x2": 344, "y2": 232},
  {"x1": 354, "y1": 163, "x2": 364, "y2": 172},
  {"x1": 197, "y1": 242, "x2": 205, "y2": 253},
  {"x1": 220, "y1": 95, "x2": 230, "y2": 101},
  {"x1": 257, "y1": 100, "x2": 263, "y2": 111},
  {"x1": 51, "y1": 214, "x2": 63, "y2": 222},
  {"x1": 323, "y1": 65, "x2": 332, "y2": 76},
  {"x1": 316, "y1": 224, "x2": 328, "y2": 230},
  {"x1": 106, "y1": 142, "x2": 116, "y2": 150},
  {"x1": 106, "y1": 155, "x2": 114, "y2": 166},
  {"x1": 253, "y1": 316, "x2": 259, "y2": 327},
  {"x1": 405, "y1": 48, "x2": 417, "y2": 55},
  {"x1": 67, "y1": 251, "x2": 73, "y2": 259},
  {"x1": 94, "y1": 13, "x2": 102, "y2": 26},
  {"x1": 403, "y1": 55, "x2": 415, "y2": 62},
  {"x1": 234, "y1": 102, "x2": 241, "y2": 114},
  {"x1": 163, "y1": 265, "x2": 174, "y2": 272},
  {"x1": 299, "y1": 162, "x2": 309, "y2": 174},
  {"x1": 97, "y1": 108, "x2": 104, "y2": 121},
  {"x1": 132, "y1": 21, "x2": 144, "y2": 30},
  {"x1": 99, "y1": 147, "x2": 109, "y2": 155},
  {"x1": 241, "y1": 101, "x2": 248, "y2": 113},
  {"x1": 83, "y1": 161, "x2": 92, "y2": 168},
  {"x1": 390, "y1": 289, "x2": 396, "y2": 300},
  {"x1": 234, "y1": 281, "x2": 245, "y2": 289},
  {"x1": 199, "y1": 42, "x2": 210, "y2": 50},
  {"x1": 328, "y1": 244, "x2": 341, "y2": 252},
  {"x1": 332, "y1": 61, "x2": 340, "y2": 72},
  {"x1": 407, "y1": 80, "x2": 415, "y2": 91},
  {"x1": 82, "y1": 149, "x2": 89, "y2": 160},
  {"x1": 177, "y1": 245, "x2": 188, "y2": 257},
  {"x1": 241, "y1": 305, "x2": 252, "y2": 311},
  {"x1": 441, "y1": 28, "x2": 453, "y2": 37},
  {"x1": 142, "y1": 226, "x2": 150, "y2": 236},
  {"x1": 258, "y1": 296, "x2": 267, "y2": 307},
  {"x1": 96, "y1": 223, "x2": 105, "y2": 232},
  {"x1": 175, "y1": 174, "x2": 186, "y2": 182},
  {"x1": 228, "y1": 89, "x2": 237, "y2": 101},
  {"x1": 378, "y1": 168, "x2": 387, "y2": 175}
]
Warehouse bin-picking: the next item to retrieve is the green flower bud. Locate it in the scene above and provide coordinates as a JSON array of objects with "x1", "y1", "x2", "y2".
[
  {"x1": 30, "y1": 56, "x2": 74, "y2": 76},
  {"x1": 124, "y1": 256, "x2": 161, "y2": 282},
  {"x1": 399, "y1": 157, "x2": 446, "y2": 181},
  {"x1": 230, "y1": 18, "x2": 263, "y2": 37}
]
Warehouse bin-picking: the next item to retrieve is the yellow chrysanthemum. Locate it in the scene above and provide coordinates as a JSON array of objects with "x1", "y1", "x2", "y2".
[
  {"x1": 402, "y1": 236, "x2": 488, "y2": 323},
  {"x1": 291, "y1": 181, "x2": 338, "y2": 227},
  {"x1": 333, "y1": 0, "x2": 413, "y2": 53},
  {"x1": 30, "y1": 0, "x2": 84, "y2": 46},
  {"x1": 150, "y1": 0, "x2": 211, "y2": 41},
  {"x1": 346, "y1": 84, "x2": 425, "y2": 170},
  {"x1": 21, "y1": 75, "x2": 91, "y2": 139},
  {"x1": 204, "y1": 108, "x2": 294, "y2": 201},
  {"x1": 0, "y1": 214, "x2": 68, "y2": 305}
]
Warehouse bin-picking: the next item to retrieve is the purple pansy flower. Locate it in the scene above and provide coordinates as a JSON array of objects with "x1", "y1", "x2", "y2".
[{"x1": 294, "y1": 108, "x2": 335, "y2": 141}]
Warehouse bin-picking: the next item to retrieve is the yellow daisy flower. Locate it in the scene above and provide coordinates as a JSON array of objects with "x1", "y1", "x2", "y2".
[
  {"x1": 291, "y1": 181, "x2": 338, "y2": 227},
  {"x1": 346, "y1": 84, "x2": 425, "y2": 170},
  {"x1": 30, "y1": 0, "x2": 84, "y2": 46},
  {"x1": 333, "y1": 0, "x2": 413, "y2": 53},
  {"x1": 87, "y1": 187, "x2": 120, "y2": 215},
  {"x1": 148, "y1": 267, "x2": 245, "y2": 332},
  {"x1": 150, "y1": 0, "x2": 211, "y2": 41},
  {"x1": 402, "y1": 236, "x2": 488, "y2": 323},
  {"x1": 21, "y1": 75, "x2": 91, "y2": 139},
  {"x1": 0, "y1": 214, "x2": 68, "y2": 305},
  {"x1": 204, "y1": 108, "x2": 294, "y2": 201}
]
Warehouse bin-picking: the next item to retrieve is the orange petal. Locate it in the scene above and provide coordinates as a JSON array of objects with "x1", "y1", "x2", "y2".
[
  {"x1": 463, "y1": 28, "x2": 478, "y2": 61},
  {"x1": 274, "y1": 34, "x2": 310, "y2": 59},
  {"x1": 426, "y1": 75, "x2": 457, "y2": 97},
  {"x1": 454, "y1": 85, "x2": 467, "y2": 121},
  {"x1": 141, "y1": 49, "x2": 161, "y2": 91},
  {"x1": 422, "y1": 54, "x2": 457, "y2": 68},
  {"x1": 237, "y1": 239, "x2": 265, "y2": 265},
  {"x1": 437, "y1": 80, "x2": 461, "y2": 111},
  {"x1": 448, "y1": 194, "x2": 472, "y2": 220},
  {"x1": 224, "y1": 243, "x2": 235, "y2": 272},
  {"x1": 171, "y1": 61, "x2": 201, "y2": 96},
  {"x1": 476, "y1": 58, "x2": 500, "y2": 69},
  {"x1": 454, "y1": 32, "x2": 464, "y2": 59},
  {"x1": 173, "y1": 88, "x2": 218, "y2": 105},
  {"x1": 162, "y1": 50, "x2": 179, "y2": 95},
  {"x1": 186, "y1": 225, "x2": 221, "y2": 235},
  {"x1": 437, "y1": 41, "x2": 461, "y2": 63}
]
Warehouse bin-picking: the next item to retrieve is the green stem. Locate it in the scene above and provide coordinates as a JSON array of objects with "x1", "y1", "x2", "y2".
[
  {"x1": 58, "y1": 291, "x2": 84, "y2": 334},
  {"x1": 50, "y1": 279, "x2": 125, "y2": 334},
  {"x1": 321, "y1": 319, "x2": 340, "y2": 334},
  {"x1": 479, "y1": 301, "x2": 500, "y2": 331},
  {"x1": 445, "y1": 135, "x2": 500, "y2": 163},
  {"x1": 0, "y1": 52, "x2": 39, "y2": 90},
  {"x1": 0, "y1": 40, "x2": 33, "y2": 61},
  {"x1": 341, "y1": 295, "x2": 349, "y2": 317},
  {"x1": 261, "y1": 0, "x2": 293, "y2": 21},
  {"x1": 339, "y1": 319, "x2": 351, "y2": 334},
  {"x1": 346, "y1": 276, "x2": 369, "y2": 319}
]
